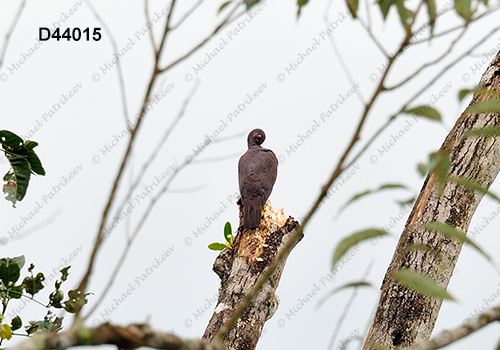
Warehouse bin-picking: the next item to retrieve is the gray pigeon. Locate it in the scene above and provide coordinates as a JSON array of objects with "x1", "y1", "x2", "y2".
[{"x1": 238, "y1": 129, "x2": 278, "y2": 229}]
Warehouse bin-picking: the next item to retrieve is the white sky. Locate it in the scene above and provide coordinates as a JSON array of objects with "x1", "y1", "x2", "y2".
[{"x1": 1, "y1": 1, "x2": 500, "y2": 349}]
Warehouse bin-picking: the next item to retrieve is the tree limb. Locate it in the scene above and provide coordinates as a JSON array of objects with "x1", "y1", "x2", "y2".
[
  {"x1": 203, "y1": 201, "x2": 300, "y2": 350},
  {"x1": 407, "y1": 304, "x2": 500, "y2": 350},
  {"x1": 362, "y1": 50, "x2": 500, "y2": 349},
  {"x1": 11, "y1": 323, "x2": 207, "y2": 350}
]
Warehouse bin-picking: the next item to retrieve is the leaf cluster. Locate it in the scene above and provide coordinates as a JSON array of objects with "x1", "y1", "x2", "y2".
[
  {"x1": 1, "y1": 130, "x2": 45, "y2": 207},
  {"x1": 0, "y1": 256, "x2": 90, "y2": 344}
]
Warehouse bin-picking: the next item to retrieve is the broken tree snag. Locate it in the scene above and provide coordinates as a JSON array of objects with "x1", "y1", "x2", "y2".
[
  {"x1": 363, "y1": 50, "x2": 500, "y2": 350},
  {"x1": 202, "y1": 199, "x2": 300, "y2": 350}
]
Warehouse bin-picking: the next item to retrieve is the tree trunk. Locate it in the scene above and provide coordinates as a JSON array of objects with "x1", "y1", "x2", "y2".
[
  {"x1": 362, "y1": 50, "x2": 500, "y2": 349},
  {"x1": 202, "y1": 200, "x2": 300, "y2": 350}
]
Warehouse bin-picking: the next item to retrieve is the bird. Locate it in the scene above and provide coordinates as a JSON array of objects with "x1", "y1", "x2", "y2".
[{"x1": 238, "y1": 129, "x2": 278, "y2": 229}]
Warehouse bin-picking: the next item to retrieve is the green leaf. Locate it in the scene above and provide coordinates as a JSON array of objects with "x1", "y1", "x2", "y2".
[
  {"x1": 425, "y1": 0, "x2": 437, "y2": 35},
  {"x1": 332, "y1": 229, "x2": 388, "y2": 267},
  {"x1": 244, "y1": 0, "x2": 260, "y2": 10},
  {"x1": 346, "y1": 0, "x2": 359, "y2": 17},
  {"x1": 336, "y1": 183, "x2": 408, "y2": 219},
  {"x1": 425, "y1": 222, "x2": 493, "y2": 262},
  {"x1": 316, "y1": 281, "x2": 373, "y2": 308},
  {"x1": 459, "y1": 87, "x2": 500, "y2": 101},
  {"x1": 451, "y1": 176, "x2": 500, "y2": 202},
  {"x1": 64, "y1": 289, "x2": 89, "y2": 313},
  {"x1": 224, "y1": 222, "x2": 233, "y2": 244},
  {"x1": 208, "y1": 242, "x2": 227, "y2": 251},
  {"x1": 3, "y1": 154, "x2": 32, "y2": 207},
  {"x1": 297, "y1": 0, "x2": 309, "y2": 17},
  {"x1": 463, "y1": 126, "x2": 500, "y2": 139},
  {"x1": 0, "y1": 130, "x2": 24, "y2": 150},
  {"x1": 23, "y1": 272, "x2": 45, "y2": 296},
  {"x1": 9, "y1": 284, "x2": 24, "y2": 299},
  {"x1": 26, "y1": 316, "x2": 63, "y2": 334},
  {"x1": 0, "y1": 259, "x2": 21, "y2": 285},
  {"x1": 395, "y1": 0, "x2": 414, "y2": 31},
  {"x1": 402, "y1": 105, "x2": 441, "y2": 121},
  {"x1": 429, "y1": 150, "x2": 450, "y2": 196},
  {"x1": 391, "y1": 268, "x2": 455, "y2": 300},
  {"x1": 218, "y1": 1, "x2": 232, "y2": 13},
  {"x1": 465, "y1": 100, "x2": 500, "y2": 115},
  {"x1": 60, "y1": 266, "x2": 70, "y2": 282},
  {"x1": 11, "y1": 316, "x2": 22, "y2": 331},
  {"x1": 404, "y1": 243, "x2": 440, "y2": 257},
  {"x1": 49, "y1": 290, "x2": 65, "y2": 309},
  {"x1": 396, "y1": 196, "x2": 416, "y2": 207},
  {"x1": 454, "y1": 0, "x2": 472, "y2": 20},
  {"x1": 377, "y1": 0, "x2": 394, "y2": 20},
  {"x1": 12, "y1": 255, "x2": 26, "y2": 269},
  {"x1": 23, "y1": 141, "x2": 45, "y2": 176}
]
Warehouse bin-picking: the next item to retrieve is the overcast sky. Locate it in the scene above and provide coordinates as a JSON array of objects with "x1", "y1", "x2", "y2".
[{"x1": 1, "y1": 1, "x2": 500, "y2": 349}]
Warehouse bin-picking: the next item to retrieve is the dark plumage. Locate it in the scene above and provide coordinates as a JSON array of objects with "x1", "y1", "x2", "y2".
[{"x1": 238, "y1": 129, "x2": 278, "y2": 229}]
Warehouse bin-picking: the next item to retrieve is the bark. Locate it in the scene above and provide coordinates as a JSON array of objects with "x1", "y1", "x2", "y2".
[
  {"x1": 202, "y1": 200, "x2": 300, "y2": 350},
  {"x1": 362, "y1": 50, "x2": 500, "y2": 350}
]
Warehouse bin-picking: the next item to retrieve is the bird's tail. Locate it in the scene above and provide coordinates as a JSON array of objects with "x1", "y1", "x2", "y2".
[{"x1": 243, "y1": 204, "x2": 262, "y2": 229}]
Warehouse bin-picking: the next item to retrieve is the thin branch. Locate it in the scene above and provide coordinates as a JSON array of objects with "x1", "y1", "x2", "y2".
[
  {"x1": 85, "y1": 0, "x2": 130, "y2": 124},
  {"x1": 170, "y1": 0, "x2": 205, "y2": 31},
  {"x1": 190, "y1": 152, "x2": 240, "y2": 164},
  {"x1": 83, "y1": 127, "x2": 234, "y2": 320},
  {"x1": 386, "y1": 21, "x2": 471, "y2": 91},
  {"x1": 411, "y1": 4, "x2": 500, "y2": 45},
  {"x1": 342, "y1": 24, "x2": 500, "y2": 172},
  {"x1": 323, "y1": 11, "x2": 365, "y2": 104},
  {"x1": 159, "y1": 1, "x2": 245, "y2": 72},
  {"x1": 111, "y1": 79, "x2": 201, "y2": 226},
  {"x1": 81, "y1": 81, "x2": 201, "y2": 319},
  {"x1": 144, "y1": 0, "x2": 158, "y2": 53},
  {"x1": 74, "y1": 1, "x2": 179, "y2": 316},
  {"x1": 357, "y1": 16, "x2": 389, "y2": 57},
  {"x1": 0, "y1": 0, "x2": 26, "y2": 70},
  {"x1": 326, "y1": 262, "x2": 374, "y2": 350},
  {"x1": 408, "y1": 305, "x2": 500, "y2": 350}
]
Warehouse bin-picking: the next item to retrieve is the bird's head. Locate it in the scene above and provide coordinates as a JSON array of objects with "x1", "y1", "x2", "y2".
[{"x1": 248, "y1": 128, "x2": 266, "y2": 147}]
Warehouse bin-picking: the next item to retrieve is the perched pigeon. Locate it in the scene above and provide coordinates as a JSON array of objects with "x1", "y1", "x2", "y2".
[{"x1": 238, "y1": 129, "x2": 278, "y2": 229}]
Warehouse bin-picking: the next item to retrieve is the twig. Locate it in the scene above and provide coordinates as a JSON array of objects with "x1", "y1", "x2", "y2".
[
  {"x1": 159, "y1": 1, "x2": 245, "y2": 72},
  {"x1": 326, "y1": 262, "x2": 374, "y2": 350},
  {"x1": 407, "y1": 305, "x2": 500, "y2": 350},
  {"x1": 85, "y1": 0, "x2": 130, "y2": 124},
  {"x1": 74, "y1": 0, "x2": 179, "y2": 316},
  {"x1": 323, "y1": 11, "x2": 365, "y2": 104},
  {"x1": 0, "y1": 0, "x2": 26, "y2": 70},
  {"x1": 386, "y1": 21, "x2": 472, "y2": 91},
  {"x1": 170, "y1": 0, "x2": 205, "y2": 31},
  {"x1": 81, "y1": 80, "x2": 201, "y2": 320},
  {"x1": 144, "y1": 0, "x2": 158, "y2": 53},
  {"x1": 110, "y1": 79, "x2": 201, "y2": 228}
]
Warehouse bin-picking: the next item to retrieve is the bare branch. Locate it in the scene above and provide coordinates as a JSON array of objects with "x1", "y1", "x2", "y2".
[
  {"x1": 0, "y1": 0, "x2": 26, "y2": 70},
  {"x1": 326, "y1": 262, "x2": 374, "y2": 350},
  {"x1": 408, "y1": 305, "x2": 500, "y2": 350},
  {"x1": 11, "y1": 323, "x2": 209, "y2": 350},
  {"x1": 170, "y1": 0, "x2": 205, "y2": 31},
  {"x1": 85, "y1": 0, "x2": 130, "y2": 124},
  {"x1": 145, "y1": 0, "x2": 158, "y2": 53},
  {"x1": 159, "y1": 1, "x2": 245, "y2": 73},
  {"x1": 75, "y1": 1, "x2": 180, "y2": 314}
]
